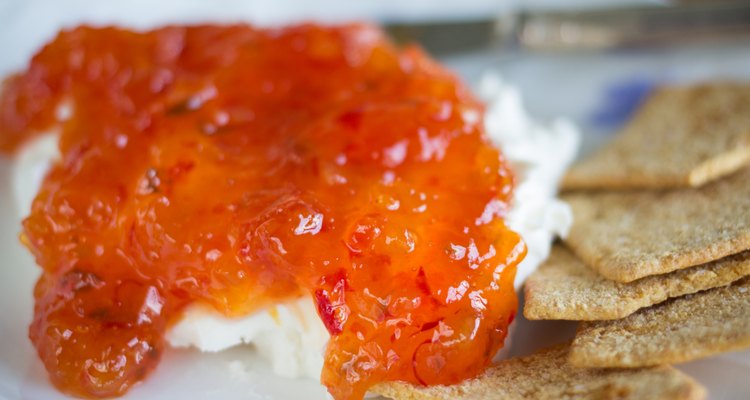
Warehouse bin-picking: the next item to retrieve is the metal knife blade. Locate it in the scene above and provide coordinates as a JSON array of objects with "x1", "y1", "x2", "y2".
[{"x1": 383, "y1": 1, "x2": 750, "y2": 55}]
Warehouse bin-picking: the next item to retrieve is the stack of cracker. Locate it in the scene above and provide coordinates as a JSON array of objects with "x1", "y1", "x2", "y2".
[
  {"x1": 374, "y1": 84, "x2": 750, "y2": 400},
  {"x1": 523, "y1": 83, "x2": 750, "y2": 394}
]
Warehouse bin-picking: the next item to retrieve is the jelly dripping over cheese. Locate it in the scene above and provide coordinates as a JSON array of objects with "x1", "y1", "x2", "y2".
[{"x1": 0, "y1": 24, "x2": 524, "y2": 400}]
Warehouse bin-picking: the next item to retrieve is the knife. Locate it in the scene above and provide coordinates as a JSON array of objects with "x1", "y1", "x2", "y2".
[{"x1": 384, "y1": 0, "x2": 750, "y2": 55}]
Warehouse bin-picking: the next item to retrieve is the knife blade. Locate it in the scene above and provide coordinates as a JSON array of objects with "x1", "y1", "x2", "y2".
[{"x1": 384, "y1": 1, "x2": 750, "y2": 55}]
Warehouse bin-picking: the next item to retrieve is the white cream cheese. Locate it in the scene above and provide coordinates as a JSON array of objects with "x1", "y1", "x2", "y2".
[
  {"x1": 11, "y1": 133, "x2": 60, "y2": 219},
  {"x1": 11, "y1": 74, "x2": 579, "y2": 380},
  {"x1": 478, "y1": 74, "x2": 580, "y2": 287},
  {"x1": 168, "y1": 298, "x2": 328, "y2": 379}
]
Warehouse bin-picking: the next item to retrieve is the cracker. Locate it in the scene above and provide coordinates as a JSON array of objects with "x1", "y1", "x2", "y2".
[
  {"x1": 569, "y1": 277, "x2": 750, "y2": 368},
  {"x1": 562, "y1": 167, "x2": 750, "y2": 282},
  {"x1": 524, "y1": 245, "x2": 750, "y2": 321},
  {"x1": 563, "y1": 83, "x2": 750, "y2": 190},
  {"x1": 372, "y1": 343, "x2": 705, "y2": 400}
]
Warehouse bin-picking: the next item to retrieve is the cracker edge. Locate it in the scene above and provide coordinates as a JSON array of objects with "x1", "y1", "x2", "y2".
[
  {"x1": 372, "y1": 343, "x2": 706, "y2": 400},
  {"x1": 562, "y1": 84, "x2": 750, "y2": 190},
  {"x1": 561, "y1": 168, "x2": 750, "y2": 283},
  {"x1": 568, "y1": 278, "x2": 750, "y2": 368},
  {"x1": 523, "y1": 246, "x2": 750, "y2": 321}
]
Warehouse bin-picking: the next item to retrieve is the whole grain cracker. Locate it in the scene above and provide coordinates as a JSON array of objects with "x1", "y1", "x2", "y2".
[
  {"x1": 562, "y1": 167, "x2": 750, "y2": 282},
  {"x1": 563, "y1": 83, "x2": 750, "y2": 190},
  {"x1": 524, "y1": 245, "x2": 750, "y2": 320},
  {"x1": 569, "y1": 277, "x2": 750, "y2": 368},
  {"x1": 372, "y1": 343, "x2": 705, "y2": 400}
]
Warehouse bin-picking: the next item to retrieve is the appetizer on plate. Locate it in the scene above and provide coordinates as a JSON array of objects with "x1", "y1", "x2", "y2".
[{"x1": 0, "y1": 23, "x2": 575, "y2": 399}]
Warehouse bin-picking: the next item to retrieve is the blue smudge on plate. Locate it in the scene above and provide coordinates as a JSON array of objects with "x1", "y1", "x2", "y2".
[{"x1": 590, "y1": 77, "x2": 655, "y2": 132}]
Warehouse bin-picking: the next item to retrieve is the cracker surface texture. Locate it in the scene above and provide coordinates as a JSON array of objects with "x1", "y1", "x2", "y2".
[
  {"x1": 524, "y1": 245, "x2": 750, "y2": 320},
  {"x1": 563, "y1": 83, "x2": 750, "y2": 189},
  {"x1": 570, "y1": 278, "x2": 750, "y2": 368},
  {"x1": 563, "y1": 168, "x2": 750, "y2": 282}
]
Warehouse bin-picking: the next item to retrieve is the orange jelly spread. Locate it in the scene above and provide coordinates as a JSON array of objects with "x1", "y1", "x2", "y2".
[{"x1": 0, "y1": 24, "x2": 525, "y2": 399}]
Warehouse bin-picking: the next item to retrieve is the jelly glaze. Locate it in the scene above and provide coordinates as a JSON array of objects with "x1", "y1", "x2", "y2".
[{"x1": 0, "y1": 24, "x2": 524, "y2": 399}]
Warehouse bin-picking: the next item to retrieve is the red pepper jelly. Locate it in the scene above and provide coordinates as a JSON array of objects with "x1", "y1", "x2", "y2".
[{"x1": 0, "y1": 23, "x2": 524, "y2": 399}]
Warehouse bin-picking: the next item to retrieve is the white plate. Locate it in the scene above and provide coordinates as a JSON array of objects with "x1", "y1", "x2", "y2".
[{"x1": 2, "y1": 2, "x2": 750, "y2": 399}]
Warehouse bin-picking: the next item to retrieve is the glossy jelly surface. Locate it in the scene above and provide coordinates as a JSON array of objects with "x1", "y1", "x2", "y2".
[{"x1": 0, "y1": 24, "x2": 524, "y2": 399}]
